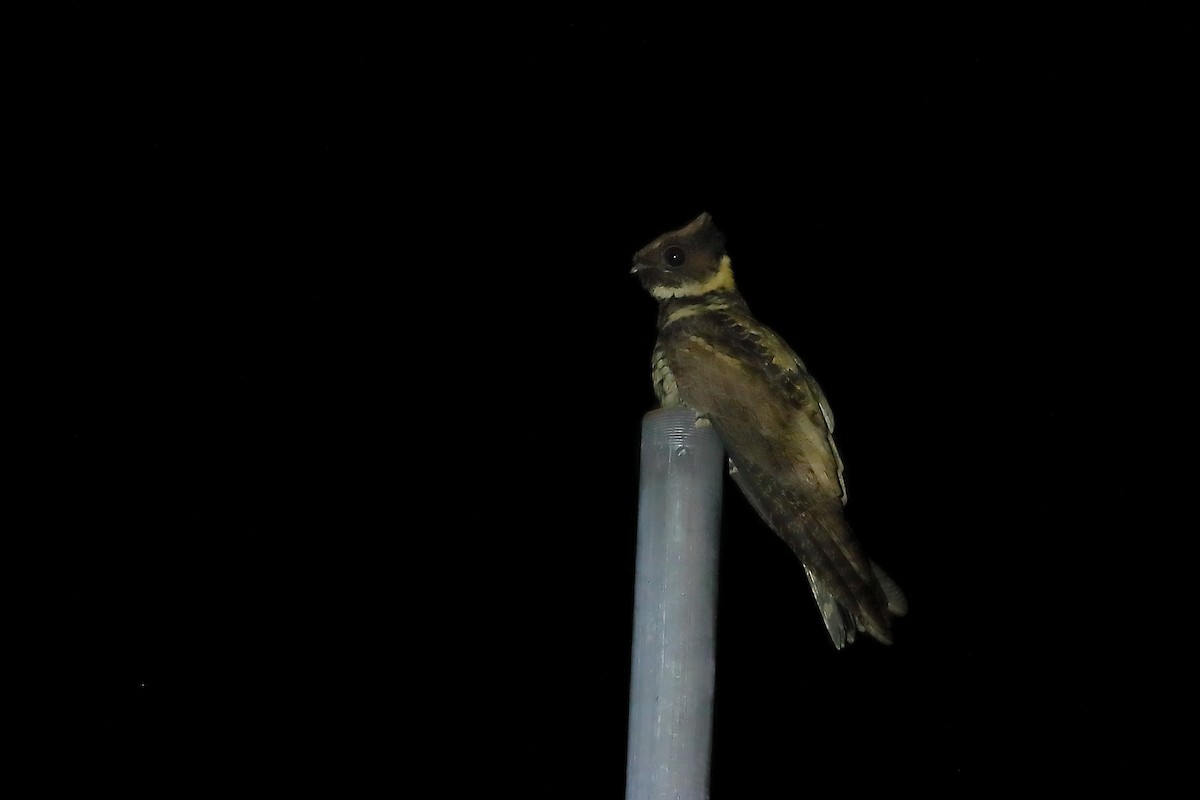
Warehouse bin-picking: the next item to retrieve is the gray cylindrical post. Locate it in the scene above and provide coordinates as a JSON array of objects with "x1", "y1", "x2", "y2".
[{"x1": 625, "y1": 408, "x2": 724, "y2": 800}]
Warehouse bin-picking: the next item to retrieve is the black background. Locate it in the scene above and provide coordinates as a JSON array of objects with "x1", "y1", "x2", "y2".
[{"x1": 50, "y1": 14, "x2": 1192, "y2": 794}]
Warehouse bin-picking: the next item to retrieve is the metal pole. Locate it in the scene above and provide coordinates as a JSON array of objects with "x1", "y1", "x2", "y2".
[{"x1": 625, "y1": 408, "x2": 724, "y2": 800}]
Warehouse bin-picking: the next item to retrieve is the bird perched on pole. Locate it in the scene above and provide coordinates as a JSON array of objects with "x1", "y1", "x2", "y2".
[{"x1": 631, "y1": 212, "x2": 906, "y2": 648}]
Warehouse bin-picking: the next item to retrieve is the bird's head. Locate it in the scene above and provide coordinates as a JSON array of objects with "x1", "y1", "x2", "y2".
[{"x1": 631, "y1": 212, "x2": 736, "y2": 300}]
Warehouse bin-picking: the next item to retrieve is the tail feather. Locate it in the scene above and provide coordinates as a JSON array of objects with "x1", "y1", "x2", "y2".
[
  {"x1": 729, "y1": 458, "x2": 903, "y2": 648},
  {"x1": 803, "y1": 564, "x2": 861, "y2": 648},
  {"x1": 872, "y1": 562, "x2": 909, "y2": 618},
  {"x1": 802, "y1": 560, "x2": 907, "y2": 649}
]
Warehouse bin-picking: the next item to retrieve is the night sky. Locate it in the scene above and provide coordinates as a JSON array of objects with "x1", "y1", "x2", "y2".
[{"x1": 59, "y1": 17, "x2": 1190, "y2": 793}]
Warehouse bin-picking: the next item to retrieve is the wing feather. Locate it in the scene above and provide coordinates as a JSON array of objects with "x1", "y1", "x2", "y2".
[{"x1": 660, "y1": 314, "x2": 895, "y2": 646}]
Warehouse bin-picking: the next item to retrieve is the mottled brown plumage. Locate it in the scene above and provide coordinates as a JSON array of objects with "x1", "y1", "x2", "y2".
[{"x1": 632, "y1": 212, "x2": 906, "y2": 648}]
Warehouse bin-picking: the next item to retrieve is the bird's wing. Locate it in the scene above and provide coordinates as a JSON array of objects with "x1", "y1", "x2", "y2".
[
  {"x1": 663, "y1": 321, "x2": 895, "y2": 646},
  {"x1": 665, "y1": 319, "x2": 844, "y2": 503}
]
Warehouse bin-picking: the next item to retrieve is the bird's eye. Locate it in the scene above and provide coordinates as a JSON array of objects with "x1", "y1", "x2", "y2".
[{"x1": 663, "y1": 246, "x2": 686, "y2": 268}]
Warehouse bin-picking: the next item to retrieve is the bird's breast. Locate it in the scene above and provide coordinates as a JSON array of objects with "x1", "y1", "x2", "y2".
[{"x1": 651, "y1": 342, "x2": 682, "y2": 408}]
